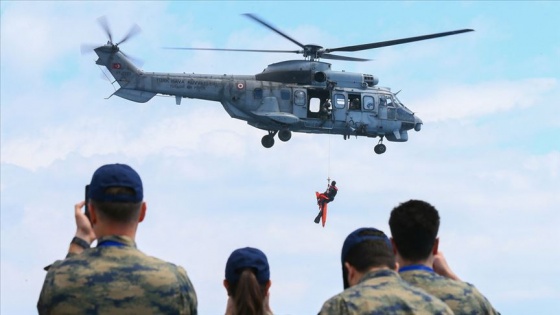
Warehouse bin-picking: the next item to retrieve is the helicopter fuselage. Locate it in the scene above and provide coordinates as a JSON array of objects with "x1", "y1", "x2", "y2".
[{"x1": 95, "y1": 45, "x2": 422, "y2": 153}]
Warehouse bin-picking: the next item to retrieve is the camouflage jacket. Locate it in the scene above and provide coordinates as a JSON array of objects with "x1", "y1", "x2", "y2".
[
  {"x1": 37, "y1": 235, "x2": 197, "y2": 315},
  {"x1": 399, "y1": 266, "x2": 500, "y2": 315},
  {"x1": 318, "y1": 269, "x2": 453, "y2": 315}
]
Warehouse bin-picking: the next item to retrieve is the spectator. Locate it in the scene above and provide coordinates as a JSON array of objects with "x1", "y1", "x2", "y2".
[
  {"x1": 389, "y1": 199, "x2": 500, "y2": 315},
  {"x1": 37, "y1": 163, "x2": 197, "y2": 314},
  {"x1": 224, "y1": 247, "x2": 273, "y2": 315},
  {"x1": 318, "y1": 227, "x2": 453, "y2": 314}
]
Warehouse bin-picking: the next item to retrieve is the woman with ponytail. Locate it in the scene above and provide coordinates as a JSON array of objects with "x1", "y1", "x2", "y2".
[{"x1": 224, "y1": 247, "x2": 273, "y2": 315}]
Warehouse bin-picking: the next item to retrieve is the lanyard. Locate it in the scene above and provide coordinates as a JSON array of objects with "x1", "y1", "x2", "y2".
[
  {"x1": 97, "y1": 240, "x2": 125, "y2": 247},
  {"x1": 398, "y1": 264, "x2": 434, "y2": 273}
]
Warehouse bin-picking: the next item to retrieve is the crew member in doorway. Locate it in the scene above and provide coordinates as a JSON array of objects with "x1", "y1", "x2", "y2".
[{"x1": 320, "y1": 99, "x2": 332, "y2": 120}]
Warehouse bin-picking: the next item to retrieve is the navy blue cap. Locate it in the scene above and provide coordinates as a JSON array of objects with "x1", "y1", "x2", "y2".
[
  {"x1": 341, "y1": 227, "x2": 392, "y2": 289},
  {"x1": 225, "y1": 247, "x2": 270, "y2": 285},
  {"x1": 88, "y1": 164, "x2": 143, "y2": 203}
]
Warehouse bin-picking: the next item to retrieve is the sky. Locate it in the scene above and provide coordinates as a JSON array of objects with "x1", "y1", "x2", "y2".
[{"x1": 1, "y1": 1, "x2": 559, "y2": 314}]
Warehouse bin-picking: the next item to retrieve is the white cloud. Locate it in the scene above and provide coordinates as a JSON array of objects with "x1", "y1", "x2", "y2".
[
  {"x1": 2, "y1": 2, "x2": 560, "y2": 314},
  {"x1": 414, "y1": 78, "x2": 558, "y2": 122}
]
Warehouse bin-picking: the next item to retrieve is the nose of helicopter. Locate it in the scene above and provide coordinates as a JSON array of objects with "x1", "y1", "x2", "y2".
[{"x1": 414, "y1": 116, "x2": 423, "y2": 131}]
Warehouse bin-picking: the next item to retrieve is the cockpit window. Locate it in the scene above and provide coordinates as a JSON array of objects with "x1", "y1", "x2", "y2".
[
  {"x1": 386, "y1": 95, "x2": 394, "y2": 107},
  {"x1": 393, "y1": 94, "x2": 406, "y2": 109}
]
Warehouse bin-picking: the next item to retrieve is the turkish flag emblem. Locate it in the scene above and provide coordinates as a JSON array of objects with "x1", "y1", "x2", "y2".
[{"x1": 112, "y1": 63, "x2": 122, "y2": 69}]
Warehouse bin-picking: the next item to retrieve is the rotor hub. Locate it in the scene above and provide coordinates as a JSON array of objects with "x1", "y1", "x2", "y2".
[{"x1": 303, "y1": 44, "x2": 324, "y2": 60}]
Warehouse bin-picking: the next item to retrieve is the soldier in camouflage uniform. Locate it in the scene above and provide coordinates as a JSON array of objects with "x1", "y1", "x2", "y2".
[
  {"x1": 389, "y1": 199, "x2": 500, "y2": 315},
  {"x1": 318, "y1": 227, "x2": 453, "y2": 315},
  {"x1": 37, "y1": 163, "x2": 198, "y2": 314}
]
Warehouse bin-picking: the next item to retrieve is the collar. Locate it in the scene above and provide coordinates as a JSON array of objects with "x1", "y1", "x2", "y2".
[
  {"x1": 398, "y1": 264, "x2": 434, "y2": 273},
  {"x1": 358, "y1": 268, "x2": 399, "y2": 284},
  {"x1": 96, "y1": 235, "x2": 137, "y2": 248}
]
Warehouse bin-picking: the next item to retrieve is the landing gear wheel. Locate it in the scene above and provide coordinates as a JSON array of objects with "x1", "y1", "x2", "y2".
[
  {"x1": 261, "y1": 135, "x2": 275, "y2": 148},
  {"x1": 374, "y1": 143, "x2": 386, "y2": 154},
  {"x1": 278, "y1": 130, "x2": 292, "y2": 142}
]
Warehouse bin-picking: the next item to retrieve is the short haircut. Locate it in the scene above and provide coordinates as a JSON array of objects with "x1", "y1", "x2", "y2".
[
  {"x1": 91, "y1": 187, "x2": 142, "y2": 223},
  {"x1": 389, "y1": 199, "x2": 440, "y2": 261},
  {"x1": 344, "y1": 229, "x2": 396, "y2": 271}
]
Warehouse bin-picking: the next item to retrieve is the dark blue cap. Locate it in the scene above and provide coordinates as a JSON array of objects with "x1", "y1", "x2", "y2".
[
  {"x1": 341, "y1": 227, "x2": 392, "y2": 289},
  {"x1": 225, "y1": 247, "x2": 270, "y2": 285},
  {"x1": 88, "y1": 164, "x2": 143, "y2": 203}
]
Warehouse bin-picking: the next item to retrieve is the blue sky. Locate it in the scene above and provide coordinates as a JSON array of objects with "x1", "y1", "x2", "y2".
[{"x1": 1, "y1": 1, "x2": 559, "y2": 314}]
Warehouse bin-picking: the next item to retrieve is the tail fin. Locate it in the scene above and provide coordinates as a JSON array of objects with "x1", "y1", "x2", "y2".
[
  {"x1": 94, "y1": 44, "x2": 140, "y2": 88},
  {"x1": 94, "y1": 44, "x2": 155, "y2": 103}
]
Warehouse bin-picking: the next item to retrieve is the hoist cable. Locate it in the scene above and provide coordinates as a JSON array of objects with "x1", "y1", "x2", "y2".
[{"x1": 327, "y1": 133, "x2": 331, "y2": 187}]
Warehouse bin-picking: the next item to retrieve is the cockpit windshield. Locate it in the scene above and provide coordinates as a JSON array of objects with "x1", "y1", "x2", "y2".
[{"x1": 392, "y1": 94, "x2": 411, "y2": 110}]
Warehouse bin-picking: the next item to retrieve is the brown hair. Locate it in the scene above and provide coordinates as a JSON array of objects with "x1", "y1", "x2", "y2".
[{"x1": 227, "y1": 268, "x2": 267, "y2": 315}]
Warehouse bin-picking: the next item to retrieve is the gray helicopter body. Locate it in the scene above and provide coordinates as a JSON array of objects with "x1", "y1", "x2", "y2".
[
  {"x1": 91, "y1": 14, "x2": 471, "y2": 153},
  {"x1": 95, "y1": 46, "x2": 420, "y2": 152}
]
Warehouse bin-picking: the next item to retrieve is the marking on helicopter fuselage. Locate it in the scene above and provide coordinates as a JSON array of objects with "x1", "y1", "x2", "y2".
[
  {"x1": 116, "y1": 71, "x2": 131, "y2": 77},
  {"x1": 185, "y1": 79, "x2": 221, "y2": 90}
]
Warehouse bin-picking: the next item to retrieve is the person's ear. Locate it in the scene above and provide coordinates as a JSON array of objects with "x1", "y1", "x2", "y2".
[
  {"x1": 138, "y1": 202, "x2": 147, "y2": 223},
  {"x1": 344, "y1": 262, "x2": 357, "y2": 286},
  {"x1": 390, "y1": 237, "x2": 398, "y2": 255},
  {"x1": 265, "y1": 280, "x2": 271, "y2": 294},
  {"x1": 432, "y1": 237, "x2": 439, "y2": 255},
  {"x1": 89, "y1": 202, "x2": 98, "y2": 225},
  {"x1": 223, "y1": 279, "x2": 233, "y2": 296}
]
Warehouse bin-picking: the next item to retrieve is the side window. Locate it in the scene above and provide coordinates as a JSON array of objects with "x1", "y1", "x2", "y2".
[
  {"x1": 348, "y1": 93, "x2": 361, "y2": 110},
  {"x1": 253, "y1": 88, "x2": 263, "y2": 99},
  {"x1": 363, "y1": 95, "x2": 375, "y2": 111},
  {"x1": 294, "y1": 90, "x2": 306, "y2": 106},
  {"x1": 309, "y1": 97, "x2": 321, "y2": 113},
  {"x1": 334, "y1": 94, "x2": 346, "y2": 109},
  {"x1": 281, "y1": 89, "x2": 291, "y2": 100}
]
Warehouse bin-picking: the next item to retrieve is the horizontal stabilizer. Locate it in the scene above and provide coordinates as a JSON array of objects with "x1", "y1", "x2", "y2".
[
  {"x1": 252, "y1": 111, "x2": 300, "y2": 124},
  {"x1": 114, "y1": 88, "x2": 156, "y2": 103}
]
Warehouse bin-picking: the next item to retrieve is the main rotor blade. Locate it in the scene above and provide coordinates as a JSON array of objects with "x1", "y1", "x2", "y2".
[
  {"x1": 97, "y1": 16, "x2": 113, "y2": 43},
  {"x1": 163, "y1": 47, "x2": 301, "y2": 54},
  {"x1": 327, "y1": 29, "x2": 474, "y2": 53},
  {"x1": 322, "y1": 53, "x2": 371, "y2": 62},
  {"x1": 116, "y1": 24, "x2": 142, "y2": 46},
  {"x1": 120, "y1": 50, "x2": 144, "y2": 68},
  {"x1": 243, "y1": 13, "x2": 306, "y2": 49},
  {"x1": 80, "y1": 43, "x2": 98, "y2": 55}
]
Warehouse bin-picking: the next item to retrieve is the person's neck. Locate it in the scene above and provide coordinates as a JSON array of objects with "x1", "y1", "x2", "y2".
[
  {"x1": 361, "y1": 266, "x2": 392, "y2": 278},
  {"x1": 396, "y1": 254, "x2": 433, "y2": 268},
  {"x1": 95, "y1": 223, "x2": 137, "y2": 240}
]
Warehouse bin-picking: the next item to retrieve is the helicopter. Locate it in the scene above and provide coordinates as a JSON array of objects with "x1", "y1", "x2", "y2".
[{"x1": 90, "y1": 14, "x2": 473, "y2": 154}]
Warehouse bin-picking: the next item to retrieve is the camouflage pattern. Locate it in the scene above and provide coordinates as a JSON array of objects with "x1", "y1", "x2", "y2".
[
  {"x1": 38, "y1": 235, "x2": 197, "y2": 315},
  {"x1": 318, "y1": 269, "x2": 453, "y2": 315},
  {"x1": 400, "y1": 269, "x2": 500, "y2": 315}
]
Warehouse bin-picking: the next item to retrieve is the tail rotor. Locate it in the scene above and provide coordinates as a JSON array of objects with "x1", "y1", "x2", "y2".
[
  {"x1": 81, "y1": 16, "x2": 143, "y2": 67},
  {"x1": 96, "y1": 15, "x2": 141, "y2": 48}
]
